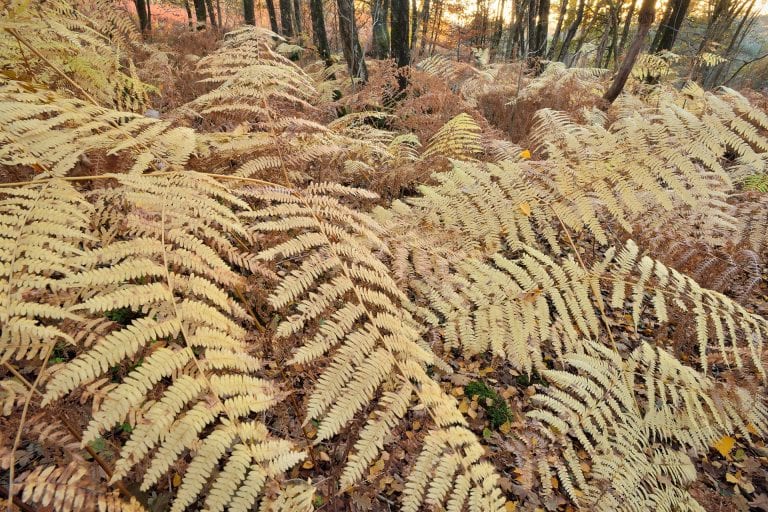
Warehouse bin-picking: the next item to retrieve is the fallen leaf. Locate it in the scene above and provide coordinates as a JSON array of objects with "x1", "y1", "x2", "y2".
[
  {"x1": 713, "y1": 435, "x2": 736, "y2": 457},
  {"x1": 505, "y1": 501, "x2": 517, "y2": 512},
  {"x1": 520, "y1": 150, "x2": 532, "y2": 160},
  {"x1": 519, "y1": 202, "x2": 532, "y2": 217}
]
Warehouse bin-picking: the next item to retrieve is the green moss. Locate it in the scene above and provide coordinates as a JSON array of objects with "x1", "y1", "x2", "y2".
[{"x1": 464, "y1": 380, "x2": 513, "y2": 429}]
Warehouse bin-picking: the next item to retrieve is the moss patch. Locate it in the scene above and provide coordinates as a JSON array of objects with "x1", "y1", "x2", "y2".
[{"x1": 464, "y1": 380, "x2": 513, "y2": 429}]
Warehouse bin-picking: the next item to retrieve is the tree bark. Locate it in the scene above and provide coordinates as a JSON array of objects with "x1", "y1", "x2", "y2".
[
  {"x1": 146, "y1": 0, "x2": 152, "y2": 31},
  {"x1": 410, "y1": 0, "x2": 419, "y2": 50},
  {"x1": 429, "y1": 0, "x2": 443, "y2": 55},
  {"x1": 372, "y1": 0, "x2": 390, "y2": 58},
  {"x1": 547, "y1": 0, "x2": 567, "y2": 59},
  {"x1": 650, "y1": 0, "x2": 691, "y2": 53},
  {"x1": 310, "y1": 0, "x2": 332, "y2": 64},
  {"x1": 205, "y1": 0, "x2": 217, "y2": 27},
  {"x1": 418, "y1": 0, "x2": 431, "y2": 55},
  {"x1": 135, "y1": 0, "x2": 149, "y2": 31},
  {"x1": 265, "y1": 0, "x2": 280, "y2": 32},
  {"x1": 557, "y1": 0, "x2": 584, "y2": 61},
  {"x1": 184, "y1": 0, "x2": 194, "y2": 28},
  {"x1": 603, "y1": 0, "x2": 655, "y2": 104},
  {"x1": 526, "y1": 0, "x2": 537, "y2": 56},
  {"x1": 391, "y1": 0, "x2": 410, "y2": 67},
  {"x1": 280, "y1": 0, "x2": 295, "y2": 36},
  {"x1": 293, "y1": 0, "x2": 303, "y2": 37},
  {"x1": 337, "y1": 0, "x2": 368, "y2": 81},
  {"x1": 193, "y1": 0, "x2": 207, "y2": 29},
  {"x1": 533, "y1": 0, "x2": 549, "y2": 56},
  {"x1": 617, "y1": 0, "x2": 635, "y2": 57},
  {"x1": 244, "y1": 0, "x2": 255, "y2": 24}
]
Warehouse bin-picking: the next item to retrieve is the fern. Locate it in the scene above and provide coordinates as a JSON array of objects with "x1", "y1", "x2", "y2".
[
  {"x1": 247, "y1": 182, "x2": 505, "y2": 510},
  {"x1": 37, "y1": 173, "x2": 304, "y2": 512}
]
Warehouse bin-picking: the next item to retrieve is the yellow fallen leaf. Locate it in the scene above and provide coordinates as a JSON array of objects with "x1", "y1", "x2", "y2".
[
  {"x1": 725, "y1": 472, "x2": 739, "y2": 484},
  {"x1": 551, "y1": 476, "x2": 559, "y2": 489},
  {"x1": 520, "y1": 149, "x2": 532, "y2": 160},
  {"x1": 713, "y1": 435, "x2": 736, "y2": 457},
  {"x1": 459, "y1": 398, "x2": 469, "y2": 413},
  {"x1": 747, "y1": 423, "x2": 758, "y2": 435},
  {"x1": 499, "y1": 421, "x2": 512, "y2": 434},
  {"x1": 172, "y1": 473, "x2": 182, "y2": 487},
  {"x1": 369, "y1": 457, "x2": 386, "y2": 477},
  {"x1": 518, "y1": 202, "x2": 532, "y2": 217},
  {"x1": 505, "y1": 501, "x2": 518, "y2": 512},
  {"x1": 302, "y1": 460, "x2": 314, "y2": 469}
]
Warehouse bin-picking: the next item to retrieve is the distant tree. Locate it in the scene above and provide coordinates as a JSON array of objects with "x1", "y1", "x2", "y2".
[
  {"x1": 183, "y1": 0, "x2": 194, "y2": 28},
  {"x1": 193, "y1": 0, "x2": 207, "y2": 28},
  {"x1": 557, "y1": 0, "x2": 586, "y2": 61},
  {"x1": 337, "y1": 0, "x2": 368, "y2": 81},
  {"x1": 547, "y1": 0, "x2": 567, "y2": 59},
  {"x1": 533, "y1": 0, "x2": 549, "y2": 56},
  {"x1": 617, "y1": 0, "x2": 636, "y2": 56},
  {"x1": 280, "y1": 0, "x2": 295, "y2": 36},
  {"x1": 293, "y1": 0, "x2": 303, "y2": 38},
  {"x1": 310, "y1": 0, "x2": 332, "y2": 65},
  {"x1": 265, "y1": 0, "x2": 280, "y2": 32},
  {"x1": 134, "y1": 0, "x2": 149, "y2": 31},
  {"x1": 372, "y1": 0, "x2": 390, "y2": 58},
  {"x1": 604, "y1": 0, "x2": 655, "y2": 104},
  {"x1": 418, "y1": 0, "x2": 431, "y2": 56},
  {"x1": 244, "y1": 0, "x2": 255, "y2": 25},
  {"x1": 391, "y1": 0, "x2": 410, "y2": 67},
  {"x1": 205, "y1": 0, "x2": 217, "y2": 27},
  {"x1": 650, "y1": 0, "x2": 692, "y2": 53}
]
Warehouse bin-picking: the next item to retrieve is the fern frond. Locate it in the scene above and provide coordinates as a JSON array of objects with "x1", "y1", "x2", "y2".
[
  {"x1": 422, "y1": 113, "x2": 483, "y2": 160},
  {"x1": 249, "y1": 183, "x2": 503, "y2": 509},
  {"x1": 39, "y1": 172, "x2": 303, "y2": 512},
  {"x1": 0, "y1": 179, "x2": 93, "y2": 362}
]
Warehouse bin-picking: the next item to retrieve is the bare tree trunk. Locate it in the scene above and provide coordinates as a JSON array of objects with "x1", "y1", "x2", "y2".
[
  {"x1": 135, "y1": 0, "x2": 149, "y2": 31},
  {"x1": 265, "y1": 0, "x2": 280, "y2": 32},
  {"x1": 533, "y1": 0, "x2": 549, "y2": 56},
  {"x1": 547, "y1": 0, "x2": 568, "y2": 59},
  {"x1": 293, "y1": 0, "x2": 303, "y2": 38},
  {"x1": 184, "y1": 0, "x2": 194, "y2": 28},
  {"x1": 650, "y1": 0, "x2": 691, "y2": 53},
  {"x1": 205, "y1": 0, "x2": 217, "y2": 27},
  {"x1": 617, "y1": 0, "x2": 635, "y2": 57},
  {"x1": 603, "y1": 0, "x2": 655, "y2": 104},
  {"x1": 280, "y1": 0, "x2": 295, "y2": 36},
  {"x1": 244, "y1": 0, "x2": 255, "y2": 25},
  {"x1": 391, "y1": 0, "x2": 410, "y2": 88},
  {"x1": 337, "y1": 0, "x2": 368, "y2": 81},
  {"x1": 429, "y1": 0, "x2": 443, "y2": 55},
  {"x1": 418, "y1": 0, "x2": 431, "y2": 56},
  {"x1": 557, "y1": 0, "x2": 585, "y2": 61},
  {"x1": 391, "y1": 0, "x2": 410, "y2": 67},
  {"x1": 146, "y1": 0, "x2": 152, "y2": 31},
  {"x1": 193, "y1": 0, "x2": 207, "y2": 29},
  {"x1": 410, "y1": 0, "x2": 419, "y2": 50},
  {"x1": 526, "y1": 0, "x2": 537, "y2": 56},
  {"x1": 707, "y1": 0, "x2": 757, "y2": 86},
  {"x1": 310, "y1": 0, "x2": 332, "y2": 63},
  {"x1": 372, "y1": 0, "x2": 390, "y2": 58}
]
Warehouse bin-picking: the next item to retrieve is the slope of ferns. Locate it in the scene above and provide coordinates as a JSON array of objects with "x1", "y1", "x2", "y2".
[{"x1": 1, "y1": 4, "x2": 768, "y2": 511}]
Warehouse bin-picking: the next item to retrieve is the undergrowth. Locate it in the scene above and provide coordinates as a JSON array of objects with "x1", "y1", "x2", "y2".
[{"x1": 2, "y1": 3, "x2": 768, "y2": 512}]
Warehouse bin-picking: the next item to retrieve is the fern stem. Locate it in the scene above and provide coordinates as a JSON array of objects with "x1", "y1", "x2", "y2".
[
  {"x1": 6, "y1": 344, "x2": 53, "y2": 512},
  {"x1": 2, "y1": 363, "x2": 137, "y2": 502}
]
